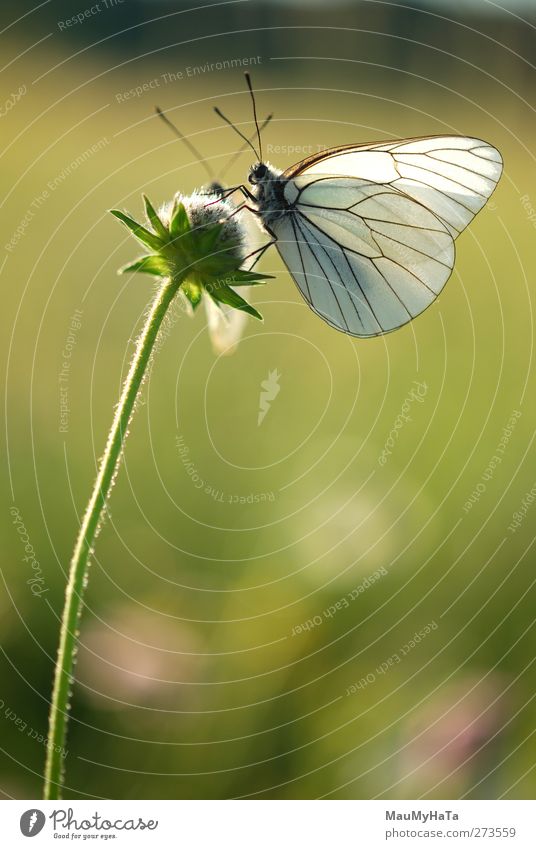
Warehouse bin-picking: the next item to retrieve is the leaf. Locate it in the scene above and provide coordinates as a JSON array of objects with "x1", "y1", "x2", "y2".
[
  {"x1": 207, "y1": 282, "x2": 263, "y2": 320},
  {"x1": 110, "y1": 210, "x2": 164, "y2": 251},
  {"x1": 169, "y1": 201, "x2": 191, "y2": 238},
  {"x1": 143, "y1": 195, "x2": 168, "y2": 240},
  {"x1": 119, "y1": 255, "x2": 169, "y2": 276}
]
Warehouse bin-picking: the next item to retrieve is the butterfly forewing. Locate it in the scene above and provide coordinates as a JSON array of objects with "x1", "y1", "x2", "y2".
[{"x1": 284, "y1": 135, "x2": 503, "y2": 236}]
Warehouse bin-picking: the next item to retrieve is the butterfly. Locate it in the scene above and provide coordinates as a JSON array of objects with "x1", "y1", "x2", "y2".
[{"x1": 214, "y1": 74, "x2": 503, "y2": 339}]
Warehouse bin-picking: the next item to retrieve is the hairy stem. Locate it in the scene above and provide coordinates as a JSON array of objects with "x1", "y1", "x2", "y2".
[{"x1": 44, "y1": 276, "x2": 182, "y2": 799}]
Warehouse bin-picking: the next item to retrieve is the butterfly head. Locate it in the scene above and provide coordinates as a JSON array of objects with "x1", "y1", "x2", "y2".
[{"x1": 248, "y1": 162, "x2": 270, "y2": 185}]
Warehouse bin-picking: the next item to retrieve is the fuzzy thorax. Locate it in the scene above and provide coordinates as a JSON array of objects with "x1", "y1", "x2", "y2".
[{"x1": 248, "y1": 162, "x2": 286, "y2": 228}]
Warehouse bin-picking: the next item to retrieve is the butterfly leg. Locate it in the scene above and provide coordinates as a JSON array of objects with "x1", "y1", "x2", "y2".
[
  {"x1": 229, "y1": 185, "x2": 257, "y2": 203},
  {"x1": 205, "y1": 185, "x2": 256, "y2": 207},
  {"x1": 242, "y1": 238, "x2": 277, "y2": 271},
  {"x1": 213, "y1": 190, "x2": 277, "y2": 267},
  {"x1": 225, "y1": 202, "x2": 261, "y2": 220},
  {"x1": 240, "y1": 218, "x2": 278, "y2": 269}
]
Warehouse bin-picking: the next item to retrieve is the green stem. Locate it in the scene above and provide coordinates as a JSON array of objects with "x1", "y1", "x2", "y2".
[{"x1": 44, "y1": 275, "x2": 182, "y2": 800}]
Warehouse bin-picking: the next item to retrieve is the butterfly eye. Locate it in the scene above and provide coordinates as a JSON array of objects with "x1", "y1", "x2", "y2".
[{"x1": 256, "y1": 164, "x2": 267, "y2": 179}]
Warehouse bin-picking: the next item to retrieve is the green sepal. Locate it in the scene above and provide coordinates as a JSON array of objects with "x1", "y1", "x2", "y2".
[
  {"x1": 208, "y1": 282, "x2": 263, "y2": 320},
  {"x1": 194, "y1": 224, "x2": 244, "y2": 263},
  {"x1": 193, "y1": 254, "x2": 243, "y2": 278},
  {"x1": 110, "y1": 209, "x2": 164, "y2": 251},
  {"x1": 143, "y1": 195, "x2": 168, "y2": 241},
  {"x1": 169, "y1": 201, "x2": 190, "y2": 238},
  {"x1": 195, "y1": 224, "x2": 222, "y2": 254},
  {"x1": 182, "y1": 279, "x2": 203, "y2": 310},
  {"x1": 119, "y1": 255, "x2": 169, "y2": 276},
  {"x1": 224, "y1": 270, "x2": 274, "y2": 286}
]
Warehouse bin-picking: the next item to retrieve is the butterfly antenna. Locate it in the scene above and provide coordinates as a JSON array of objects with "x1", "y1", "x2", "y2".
[
  {"x1": 213, "y1": 106, "x2": 260, "y2": 160},
  {"x1": 244, "y1": 72, "x2": 263, "y2": 162},
  {"x1": 155, "y1": 105, "x2": 215, "y2": 181},
  {"x1": 217, "y1": 113, "x2": 273, "y2": 182}
]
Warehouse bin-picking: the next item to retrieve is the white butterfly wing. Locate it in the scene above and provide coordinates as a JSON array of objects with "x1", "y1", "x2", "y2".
[
  {"x1": 273, "y1": 136, "x2": 502, "y2": 337},
  {"x1": 204, "y1": 293, "x2": 248, "y2": 355},
  {"x1": 292, "y1": 136, "x2": 503, "y2": 237},
  {"x1": 274, "y1": 179, "x2": 454, "y2": 336}
]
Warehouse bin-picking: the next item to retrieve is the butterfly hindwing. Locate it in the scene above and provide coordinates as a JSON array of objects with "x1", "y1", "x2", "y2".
[{"x1": 274, "y1": 179, "x2": 455, "y2": 337}]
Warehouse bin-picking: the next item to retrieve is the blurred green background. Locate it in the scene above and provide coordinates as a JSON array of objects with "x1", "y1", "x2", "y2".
[{"x1": 1, "y1": 0, "x2": 536, "y2": 800}]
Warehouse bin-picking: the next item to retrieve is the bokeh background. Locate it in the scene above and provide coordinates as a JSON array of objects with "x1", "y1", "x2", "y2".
[{"x1": 1, "y1": 0, "x2": 536, "y2": 800}]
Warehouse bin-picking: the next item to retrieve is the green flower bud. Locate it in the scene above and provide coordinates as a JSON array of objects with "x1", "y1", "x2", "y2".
[{"x1": 111, "y1": 192, "x2": 273, "y2": 326}]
